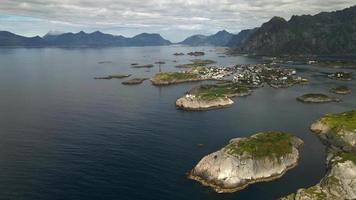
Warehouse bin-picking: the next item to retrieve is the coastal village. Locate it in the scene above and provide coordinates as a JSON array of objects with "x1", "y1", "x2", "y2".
[
  {"x1": 93, "y1": 49, "x2": 355, "y2": 199},
  {"x1": 183, "y1": 63, "x2": 308, "y2": 88}
]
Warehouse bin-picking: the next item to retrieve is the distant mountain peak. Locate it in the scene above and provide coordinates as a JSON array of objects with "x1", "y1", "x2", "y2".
[
  {"x1": 269, "y1": 16, "x2": 287, "y2": 23},
  {"x1": 216, "y1": 30, "x2": 229, "y2": 34},
  {"x1": 44, "y1": 30, "x2": 64, "y2": 36},
  {"x1": 238, "y1": 5, "x2": 356, "y2": 56},
  {"x1": 179, "y1": 30, "x2": 233, "y2": 46}
]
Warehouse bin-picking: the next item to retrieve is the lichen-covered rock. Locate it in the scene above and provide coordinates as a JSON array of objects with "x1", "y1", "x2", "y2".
[
  {"x1": 297, "y1": 93, "x2": 340, "y2": 103},
  {"x1": 176, "y1": 95, "x2": 233, "y2": 111},
  {"x1": 331, "y1": 86, "x2": 351, "y2": 95},
  {"x1": 281, "y1": 152, "x2": 356, "y2": 200},
  {"x1": 281, "y1": 110, "x2": 356, "y2": 200},
  {"x1": 310, "y1": 110, "x2": 356, "y2": 152},
  {"x1": 176, "y1": 84, "x2": 251, "y2": 111},
  {"x1": 188, "y1": 132, "x2": 303, "y2": 193}
]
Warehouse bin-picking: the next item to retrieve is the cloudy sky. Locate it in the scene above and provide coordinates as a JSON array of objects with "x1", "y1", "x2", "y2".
[{"x1": 0, "y1": 0, "x2": 356, "y2": 42}]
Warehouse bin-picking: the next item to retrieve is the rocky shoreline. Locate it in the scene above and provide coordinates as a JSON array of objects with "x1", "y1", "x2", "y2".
[
  {"x1": 188, "y1": 132, "x2": 303, "y2": 193},
  {"x1": 94, "y1": 74, "x2": 131, "y2": 80},
  {"x1": 122, "y1": 78, "x2": 148, "y2": 85},
  {"x1": 176, "y1": 84, "x2": 252, "y2": 111},
  {"x1": 280, "y1": 110, "x2": 356, "y2": 200},
  {"x1": 176, "y1": 95, "x2": 234, "y2": 111},
  {"x1": 331, "y1": 86, "x2": 351, "y2": 95}
]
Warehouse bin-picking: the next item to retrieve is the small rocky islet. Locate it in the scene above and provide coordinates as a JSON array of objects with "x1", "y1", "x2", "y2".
[
  {"x1": 188, "y1": 131, "x2": 303, "y2": 193},
  {"x1": 122, "y1": 78, "x2": 148, "y2": 85},
  {"x1": 131, "y1": 64, "x2": 154, "y2": 68},
  {"x1": 94, "y1": 74, "x2": 131, "y2": 79},
  {"x1": 281, "y1": 110, "x2": 356, "y2": 200},
  {"x1": 297, "y1": 93, "x2": 340, "y2": 103},
  {"x1": 187, "y1": 51, "x2": 205, "y2": 56},
  {"x1": 176, "y1": 83, "x2": 252, "y2": 111},
  {"x1": 176, "y1": 59, "x2": 216, "y2": 68},
  {"x1": 331, "y1": 86, "x2": 352, "y2": 95},
  {"x1": 150, "y1": 71, "x2": 206, "y2": 86}
]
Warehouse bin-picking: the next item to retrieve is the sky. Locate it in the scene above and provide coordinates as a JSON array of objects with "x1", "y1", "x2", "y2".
[{"x1": 0, "y1": 0, "x2": 356, "y2": 42}]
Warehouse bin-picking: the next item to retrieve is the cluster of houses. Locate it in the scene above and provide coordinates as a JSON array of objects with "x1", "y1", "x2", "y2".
[
  {"x1": 192, "y1": 66, "x2": 235, "y2": 80},
  {"x1": 231, "y1": 64, "x2": 300, "y2": 87},
  {"x1": 328, "y1": 71, "x2": 352, "y2": 81},
  {"x1": 188, "y1": 64, "x2": 307, "y2": 88}
]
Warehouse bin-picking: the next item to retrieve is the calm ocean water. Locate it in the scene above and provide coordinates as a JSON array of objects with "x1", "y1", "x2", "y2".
[{"x1": 0, "y1": 46, "x2": 355, "y2": 200}]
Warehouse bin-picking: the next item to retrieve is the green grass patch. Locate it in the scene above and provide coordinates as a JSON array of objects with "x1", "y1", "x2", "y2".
[
  {"x1": 321, "y1": 110, "x2": 356, "y2": 132},
  {"x1": 225, "y1": 132, "x2": 295, "y2": 159},
  {"x1": 152, "y1": 72, "x2": 199, "y2": 82},
  {"x1": 191, "y1": 84, "x2": 249, "y2": 100},
  {"x1": 301, "y1": 93, "x2": 330, "y2": 99},
  {"x1": 301, "y1": 185, "x2": 327, "y2": 200},
  {"x1": 176, "y1": 59, "x2": 216, "y2": 68},
  {"x1": 334, "y1": 152, "x2": 356, "y2": 164},
  {"x1": 332, "y1": 86, "x2": 351, "y2": 93}
]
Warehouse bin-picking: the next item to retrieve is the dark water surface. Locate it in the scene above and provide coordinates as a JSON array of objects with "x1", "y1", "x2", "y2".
[{"x1": 0, "y1": 46, "x2": 355, "y2": 200}]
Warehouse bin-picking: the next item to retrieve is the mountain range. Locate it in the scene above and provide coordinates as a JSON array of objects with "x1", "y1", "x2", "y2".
[
  {"x1": 237, "y1": 5, "x2": 356, "y2": 56},
  {"x1": 0, "y1": 31, "x2": 171, "y2": 47},
  {"x1": 0, "y1": 5, "x2": 355, "y2": 56},
  {"x1": 179, "y1": 30, "x2": 234, "y2": 46}
]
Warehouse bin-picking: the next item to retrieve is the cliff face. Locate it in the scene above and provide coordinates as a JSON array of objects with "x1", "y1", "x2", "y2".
[
  {"x1": 189, "y1": 132, "x2": 303, "y2": 193},
  {"x1": 236, "y1": 6, "x2": 356, "y2": 56},
  {"x1": 226, "y1": 28, "x2": 257, "y2": 47}
]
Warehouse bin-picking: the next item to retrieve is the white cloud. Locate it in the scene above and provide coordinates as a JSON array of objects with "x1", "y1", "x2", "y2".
[{"x1": 0, "y1": 0, "x2": 356, "y2": 42}]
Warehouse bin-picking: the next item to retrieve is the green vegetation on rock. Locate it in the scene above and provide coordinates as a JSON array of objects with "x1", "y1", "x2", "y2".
[
  {"x1": 191, "y1": 84, "x2": 250, "y2": 100},
  {"x1": 301, "y1": 93, "x2": 329, "y2": 99},
  {"x1": 297, "y1": 93, "x2": 338, "y2": 103},
  {"x1": 334, "y1": 152, "x2": 356, "y2": 164},
  {"x1": 152, "y1": 72, "x2": 199, "y2": 82},
  {"x1": 301, "y1": 185, "x2": 327, "y2": 200},
  {"x1": 226, "y1": 132, "x2": 295, "y2": 159},
  {"x1": 321, "y1": 110, "x2": 356, "y2": 132},
  {"x1": 331, "y1": 86, "x2": 351, "y2": 94},
  {"x1": 176, "y1": 59, "x2": 216, "y2": 68}
]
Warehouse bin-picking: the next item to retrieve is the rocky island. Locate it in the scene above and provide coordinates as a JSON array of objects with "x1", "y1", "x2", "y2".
[
  {"x1": 150, "y1": 71, "x2": 205, "y2": 86},
  {"x1": 187, "y1": 51, "x2": 205, "y2": 56},
  {"x1": 176, "y1": 83, "x2": 251, "y2": 110},
  {"x1": 131, "y1": 64, "x2": 154, "y2": 68},
  {"x1": 297, "y1": 93, "x2": 340, "y2": 103},
  {"x1": 122, "y1": 78, "x2": 148, "y2": 85},
  {"x1": 176, "y1": 59, "x2": 216, "y2": 68},
  {"x1": 331, "y1": 86, "x2": 352, "y2": 95},
  {"x1": 310, "y1": 110, "x2": 356, "y2": 152},
  {"x1": 94, "y1": 74, "x2": 131, "y2": 79},
  {"x1": 281, "y1": 110, "x2": 356, "y2": 200},
  {"x1": 173, "y1": 52, "x2": 184, "y2": 56},
  {"x1": 189, "y1": 132, "x2": 303, "y2": 193}
]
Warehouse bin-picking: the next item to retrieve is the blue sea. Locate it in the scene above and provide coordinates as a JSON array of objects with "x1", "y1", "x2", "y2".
[{"x1": 0, "y1": 46, "x2": 355, "y2": 200}]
